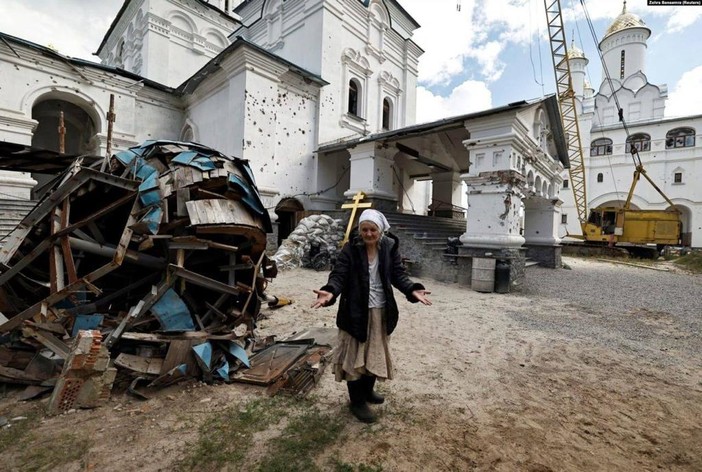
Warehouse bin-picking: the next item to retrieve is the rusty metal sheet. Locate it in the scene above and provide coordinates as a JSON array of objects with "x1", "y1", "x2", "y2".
[
  {"x1": 232, "y1": 343, "x2": 310, "y2": 385},
  {"x1": 284, "y1": 327, "x2": 338, "y2": 348},
  {"x1": 266, "y1": 346, "x2": 332, "y2": 397}
]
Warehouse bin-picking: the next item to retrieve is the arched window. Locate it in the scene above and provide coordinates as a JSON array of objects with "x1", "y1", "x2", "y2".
[
  {"x1": 665, "y1": 128, "x2": 695, "y2": 149},
  {"x1": 597, "y1": 173, "x2": 603, "y2": 183},
  {"x1": 620, "y1": 50, "x2": 625, "y2": 79},
  {"x1": 626, "y1": 133, "x2": 651, "y2": 153},
  {"x1": 348, "y1": 80, "x2": 360, "y2": 117},
  {"x1": 590, "y1": 138, "x2": 613, "y2": 156},
  {"x1": 382, "y1": 98, "x2": 392, "y2": 130}
]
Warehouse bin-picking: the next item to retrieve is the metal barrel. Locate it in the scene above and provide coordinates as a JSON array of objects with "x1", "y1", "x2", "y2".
[{"x1": 471, "y1": 257, "x2": 496, "y2": 293}]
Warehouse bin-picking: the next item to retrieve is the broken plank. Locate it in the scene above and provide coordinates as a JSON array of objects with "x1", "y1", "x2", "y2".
[
  {"x1": 595, "y1": 258, "x2": 670, "y2": 271},
  {"x1": 120, "y1": 331, "x2": 238, "y2": 342},
  {"x1": 50, "y1": 206, "x2": 65, "y2": 293},
  {"x1": 160, "y1": 340, "x2": 199, "y2": 376},
  {"x1": 105, "y1": 277, "x2": 175, "y2": 347},
  {"x1": 169, "y1": 264, "x2": 240, "y2": 296},
  {"x1": 22, "y1": 326, "x2": 70, "y2": 359},
  {"x1": 115, "y1": 353, "x2": 164, "y2": 376},
  {"x1": 0, "y1": 365, "x2": 44, "y2": 385}
]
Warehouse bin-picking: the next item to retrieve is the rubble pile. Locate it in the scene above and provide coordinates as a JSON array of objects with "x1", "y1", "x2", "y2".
[{"x1": 0, "y1": 140, "x2": 330, "y2": 412}]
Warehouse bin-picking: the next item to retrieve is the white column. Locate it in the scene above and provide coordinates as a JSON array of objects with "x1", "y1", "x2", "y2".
[
  {"x1": 0, "y1": 113, "x2": 39, "y2": 199},
  {"x1": 460, "y1": 171, "x2": 526, "y2": 248},
  {"x1": 344, "y1": 142, "x2": 396, "y2": 201},
  {"x1": 523, "y1": 198, "x2": 562, "y2": 245},
  {"x1": 431, "y1": 171, "x2": 462, "y2": 215}
]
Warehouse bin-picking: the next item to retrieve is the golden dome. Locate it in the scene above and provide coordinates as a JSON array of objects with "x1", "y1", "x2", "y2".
[
  {"x1": 603, "y1": 1, "x2": 649, "y2": 40},
  {"x1": 567, "y1": 41, "x2": 586, "y2": 60}
]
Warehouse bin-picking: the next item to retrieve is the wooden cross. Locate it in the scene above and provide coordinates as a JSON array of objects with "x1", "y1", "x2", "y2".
[
  {"x1": 58, "y1": 111, "x2": 65, "y2": 154},
  {"x1": 341, "y1": 191, "x2": 372, "y2": 245},
  {"x1": 102, "y1": 94, "x2": 116, "y2": 172}
]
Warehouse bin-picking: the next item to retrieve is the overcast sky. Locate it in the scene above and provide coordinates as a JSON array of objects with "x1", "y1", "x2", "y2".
[{"x1": 1, "y1": 0, "x2": 701, "y2": 124}]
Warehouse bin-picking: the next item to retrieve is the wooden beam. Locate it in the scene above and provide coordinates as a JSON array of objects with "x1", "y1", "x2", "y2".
[
  {"x1": 169, "y1": 264, "x2": 241, "y2": 296},
  {"x1": 60, "y1": 198, "x2": 78, "y2": 284}
]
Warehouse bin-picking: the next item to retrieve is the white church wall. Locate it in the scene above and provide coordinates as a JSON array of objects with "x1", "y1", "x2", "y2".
[
  {"x1": 241, "y1": 70, "x2": 319, "y2": 200},
  {"x1": 560, "y1": 113, "x2": 702, "y2": 247},
  {"x1": 99, "y1": 0, "x2": 236, "y2": 88},
  {"x1": 184, "y1": 43, "x2": 325, "y2": 211},
  {"x1": 0, "y1": 39, "x2": 186, "y2": 155},
  {"x1": 599, "y1": 29, "x2": 649, "y2": 88},
  {"x1": 186, "y1": 72, "x2": 246, "y2": 158},
  {"x1": 234, "y1": 0, "x2": 420, "y2": 146},
  {"x1": 133, "y1": 89, "x2": 184, "y2": 144}
]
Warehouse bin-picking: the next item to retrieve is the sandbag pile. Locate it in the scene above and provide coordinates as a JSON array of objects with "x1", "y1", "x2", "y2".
[{"x1": 271, "y1": 214, "x2": 344, "y2": 270}]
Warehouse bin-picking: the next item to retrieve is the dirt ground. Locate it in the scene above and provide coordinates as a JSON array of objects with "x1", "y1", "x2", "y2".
[{"x1": 1, "y1": 257, "x2": 701, "y2": 471}]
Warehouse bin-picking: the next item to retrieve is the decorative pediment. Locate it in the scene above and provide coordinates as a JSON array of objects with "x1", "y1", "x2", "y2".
[
  {"x1": 342, "y1": 48, "x2": 372, "y2": 77},
  {"x1": 378, "y1": 71, "x2": 401, "y2": 93}
]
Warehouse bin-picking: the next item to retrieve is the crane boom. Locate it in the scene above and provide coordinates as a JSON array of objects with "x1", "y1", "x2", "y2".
[{"x1": 544, "y1": 0, "x2": 588, "y2": 225}]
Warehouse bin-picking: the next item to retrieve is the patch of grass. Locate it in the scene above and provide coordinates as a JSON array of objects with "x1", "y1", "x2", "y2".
[
  {"x1": 19, "y1": 432, "x2": 92, "y2": 472},
  {"x1": 177, "y1": 397, "x2": 289, "y2": 471},
  {"x1": 673, "y1": 252, "x2": 702, "y2": 273},
  {"x1": 331, "y1": 459, "x2": 384, "y2": 472},
  {"x1": 0, "y1": 412, "x2": 37, "y2": 453},
  {"x1": 258, "y1": 406, "x2": 344, "y2": 472}
]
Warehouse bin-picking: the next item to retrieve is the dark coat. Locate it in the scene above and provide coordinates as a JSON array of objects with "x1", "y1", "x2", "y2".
[{"x1": 319, "y1": 230, "x2": 424, "y2": 342}]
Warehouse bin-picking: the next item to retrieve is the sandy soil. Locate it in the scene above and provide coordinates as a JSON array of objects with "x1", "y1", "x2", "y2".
[{"x1": 1, "y1": 257, "x2": 701, "y2": 471}]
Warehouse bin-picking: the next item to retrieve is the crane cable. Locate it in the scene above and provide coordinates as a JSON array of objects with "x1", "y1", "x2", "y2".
[
  {"x1": 579, "y1": 0, "x2": 641, "y2": 168},
  {"x1": 529, "y1": 0, "x2": 546, "y2": 92},
  {"x1": 568, "y1": 0, "x2": 621, "y2": 200}
]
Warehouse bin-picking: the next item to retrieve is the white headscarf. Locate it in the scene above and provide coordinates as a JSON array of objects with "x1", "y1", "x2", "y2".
[{"x1": 358, "y1": 209, "x2": 390, "y2": 233}]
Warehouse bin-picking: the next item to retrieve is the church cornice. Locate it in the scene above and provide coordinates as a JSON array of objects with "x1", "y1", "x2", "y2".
[
  {"x1": 97, "y1": 0, "x2": 145, "y2": 57},
  {"x1": 97, "y1": 0, "x2": 240, "y2": 56}
]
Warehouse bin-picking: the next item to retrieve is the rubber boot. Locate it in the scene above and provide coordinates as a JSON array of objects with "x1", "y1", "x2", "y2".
[
  {"x1": 347, "y1": 380, "x2": 376, "y2": 423},
  {"x1": 363, "y1": 375, "x2": 385, "y2": 404}
]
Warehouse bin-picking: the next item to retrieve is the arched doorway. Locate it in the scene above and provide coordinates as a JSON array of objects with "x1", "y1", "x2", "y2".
[
  {"x1": 668, "y1": 204, "x2": 692, "y2": 246},
  {"x1": 596, "y1": 200, "x2": 640, "y2": 210},
  {"x1": 275, "y1": 198, "x2": 304, "y2": 246},
  {"x1": 31, "y1": 97, "x2": 99, "y2": 197}
]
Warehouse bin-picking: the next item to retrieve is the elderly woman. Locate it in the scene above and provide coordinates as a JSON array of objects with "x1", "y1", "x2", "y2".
[{"x1": 312, "y1": 209, "x2": 431, "y2": 423}]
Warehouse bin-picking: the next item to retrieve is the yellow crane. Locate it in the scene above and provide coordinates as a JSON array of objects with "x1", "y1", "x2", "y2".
[{"x1": 544, "y1": 0, "x2": 681, "y2": 248}]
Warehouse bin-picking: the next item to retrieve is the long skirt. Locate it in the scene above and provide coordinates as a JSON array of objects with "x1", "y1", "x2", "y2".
[{"x1": 333, "y1": 307, "x2": 394, "y2": 382}]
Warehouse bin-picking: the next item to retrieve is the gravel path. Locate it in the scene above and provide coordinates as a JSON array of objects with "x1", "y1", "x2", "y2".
[{"x1": 514, "y1": 257, "x2": 702, "y2": 368}]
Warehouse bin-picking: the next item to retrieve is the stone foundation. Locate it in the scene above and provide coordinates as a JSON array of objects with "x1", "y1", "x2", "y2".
[
  {"x1": 361, "y1": 196, "x2": 398, "y2": 214},
  {"x1": 428, "y1": 209, "x2": 465, "y2": 219},
  {"x1": 525, "y1": 244, "x2": 562, "y2": 268},
  {"x1": 458, "y1": 246, "x2": 527, "y2": 292},
  {"x1": 266, "y1": 222, "x2": 279, "y2": 254}
]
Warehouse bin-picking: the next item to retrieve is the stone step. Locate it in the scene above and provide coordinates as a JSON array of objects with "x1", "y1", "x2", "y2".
[
  {"x1": 389, "y1": 219, "x2": 466, "y2": 228},
  {"x1": 385, "y1": 213, "x2": 465, "y2": 227},
  {"x1": 0, "y1": 199, "x2": 37, "y2": 245},
  {"x1": 0, "y1": 199, "x2": 37, "y2": 210},
  {"x1": 409, "y1": 233, "x2": 463, "y2": 240},
  {"x1": 390, "y1": 223, "x2": 466, "y2": 233}
]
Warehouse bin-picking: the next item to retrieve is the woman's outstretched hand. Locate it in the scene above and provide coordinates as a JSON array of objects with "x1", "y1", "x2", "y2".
[
  {"x1": 413, "y1": 289, "x2": 432, "y2": 306},
  {"x1": 311, "y1": 289, "x2": 333, "y2": 308}
]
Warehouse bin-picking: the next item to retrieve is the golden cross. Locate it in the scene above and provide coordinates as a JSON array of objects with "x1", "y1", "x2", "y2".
[{"x1": 341, "y1": 191, "x2": 372, "y2": 245}]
